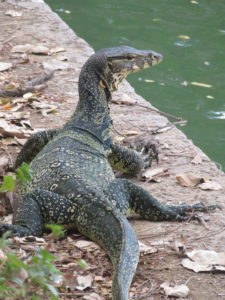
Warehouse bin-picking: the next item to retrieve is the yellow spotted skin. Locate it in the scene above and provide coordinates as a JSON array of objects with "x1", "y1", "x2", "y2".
[{"x1": 0, "y1": 46, "x2": 218, "y2": 300}]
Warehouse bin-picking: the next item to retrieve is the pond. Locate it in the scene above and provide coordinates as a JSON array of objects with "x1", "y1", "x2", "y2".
[{"x1": 47, "y1": 0, "x2": 225, "y2": 170}]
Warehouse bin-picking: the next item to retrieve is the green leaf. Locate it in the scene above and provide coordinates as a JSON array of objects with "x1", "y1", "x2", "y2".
[
  {"x1": 0, "y1": 175, "x2": 15, "y2": 192},
  {"x1": 7, "y1": 253, "x2": 27, "y2": 269},
  {"x1": 16, "y1": 162, "x2": 33, "y2": 184},
  {"x1": 76, "y1": 259, "x2": 89, "y2": 269},
  {"x1": 45, "y1": 224, "x2": 65, "y2": 239}
]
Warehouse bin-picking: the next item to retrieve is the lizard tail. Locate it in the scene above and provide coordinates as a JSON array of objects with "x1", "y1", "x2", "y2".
[{"x1": 76, "y1": 199, "x2": 140, "y2": 300}]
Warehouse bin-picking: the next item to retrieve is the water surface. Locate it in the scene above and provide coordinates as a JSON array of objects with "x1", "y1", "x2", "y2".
[{"x1": 47, "y1": 0, "x2": 225, "y2": 170}]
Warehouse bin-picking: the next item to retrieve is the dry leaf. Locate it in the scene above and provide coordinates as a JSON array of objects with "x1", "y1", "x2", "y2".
[
  {"x1": 2, "y1": 111, "x2": 30, "y2": 121},
  {"x1": 160, "y1": 282, "x2": 189, "y2": 297},
  {"x1": 0, "y1": 62, "x2": 13, "y2": 72},
  {"x1": 83, "y1": 293, "x2": 103, "y2": 300},
  {"x1": 182, "y1": 249, "x2": 225, "y2": 272},
  {"x1": 23, "y1": 92, "x2": 38, "y2": 100},
  {"x1": 112, "y1": 94, "x2": 136, "y2": 106},
  {"x1": 75, "y1": 240, "x2": 100, "y2": 250},
  {"x1": 191, "y1": 154, "x2": 203, "y2": 164},
  {"x1": 141, "y1": 168, "x2": 165, "y2": 181},
  {"x1": 76, "y1": 274, "x2": 93, "y2": 291},
  {"x1": 176, "y1": 173, "x2": 202, "y2": 187},
  {"x1": 31, "y1": 101, "x2": 58, "y2": 117},
  {"x1": 0, "y1": 119, "x2": 33, "y2": 138},
  {"x1": 191, "y1": 81, "x2": 212, "y2": 88},
  {"x1": 120, "y1": 130, "x2": 139, "y2": 136},
  {"x1": 11, "y1": 44, "x2": 49, "y2": 55},
  {"x1": 0, "y1": 156, "x2": 9, "y2": 173},
  {"x1": 178, "y1": 35, "x2": 190, "y2": 40},
  {"x1": 5, "y1": 10, "x2": 23, "y2": 17},
  {"x1": 49, "y1": 47, "x2": 66, "y2": 54},
  {"x1": 144, "y1": 79, "x2": 155, "y2": 83},
  {"x1": 138, "y1": 241, "x2": 157, "y2": 256},
  {"x1": 42, "y1": 59, "x2": 69, "y2": 70},
  {"x1": 199, "y1": 181, "x2": 222, "y2": 191}
]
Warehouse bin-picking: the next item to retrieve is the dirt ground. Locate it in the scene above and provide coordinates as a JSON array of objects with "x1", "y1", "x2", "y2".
[{"x1": 0, "y1": 1, "x2": 225, "y2": 299}]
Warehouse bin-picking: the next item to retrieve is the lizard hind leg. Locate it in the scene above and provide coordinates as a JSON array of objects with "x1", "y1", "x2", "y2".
[
  {"x1": 115, "y1": 178, "x2": 219, "y2": 222},
  {"x1": 0, "y1": 189, "x2": 78, "y2": 237}
]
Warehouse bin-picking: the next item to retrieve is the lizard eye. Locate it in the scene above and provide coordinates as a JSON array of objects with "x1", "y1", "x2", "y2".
[{"x1": 126, "y1": 56, "x2": 134, "y2": 60}]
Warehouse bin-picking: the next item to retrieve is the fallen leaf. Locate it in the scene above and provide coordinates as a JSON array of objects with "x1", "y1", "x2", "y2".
[
  {"x1": 5, "y1": 10, "x2": 23, "y2": 17},
  {"x1": 191, "y1": 81, "x2": 212, "y2": 88},
  {"x1": 0, "y1": 119, "x2": 33, "y2": 138},
  {"x1": 23, "y1": 92, "x2": 38, "y2": 100},
  {"x1": 76, "y1": 274, "x2": 93, "y2": 291},
  {"x1": 120, "y1": 130, "x2": 139, "y2": 136},
  {"x1": 112, "y1": 94, "x2": 136, "y2": 106},
  {"x1": 56, "y1": 55, "x2": 68, "y2": 61},
  {"x1": 30, "y1": 101, "x2": 58, "y2": 117},
  {"x1": 160, "y1": 282, "x2": 189, "y2": 297},
  {"x1": 83, "y1": 293, "x2": 103, "y2": 300},
  {"x1": 42, "y1": 59, "x2": 69, "y2": 70},
  {"x1": 1, "y1": 111, "x2": 30, "y2": 121},
  {"x1": 49, "y1": 46, "x2": 66, "y2": 54},
  {"x1": 191, "y1": 154, "x2": 203, "y2": 164},
  {"x1": 138, "y1": 241, "x2": 157, "y2": 256},
  {"x1": 0, "y1": 62, "x2": 13, "y2": 72},
  {"x1": 176, "y1": 173, "x2": 202, "y2": 187},
  {"x1": 2, "y1": 103, "x2": 13, "y2": 110},
  {"x1": 141, "y1": 168, "x2": 165, "y2": 181},
  {"x1": 206, "y1": 95, "x2": 214, "y2": 99},
  {"x1": 182, "y1": 249, "x2": 225, "y2": 272},
  {"x1": 0, "y1": 156, "x2": 9, "y2": 173},
  {"x1": 144, "y1": 79, "x2": 155, "y2": 83},
  {"x1": 199, "y1": 181, "x2": 222, "y2": 191},
  {"x1": 178, "y1": 35, "x2": 190, "y2": 40},
  {"x1": 75, "y1": 240, "x2": 100, "y2": 250},
  {"x1": 11, "y1": 44, "x2": 49, "y2": 55}
]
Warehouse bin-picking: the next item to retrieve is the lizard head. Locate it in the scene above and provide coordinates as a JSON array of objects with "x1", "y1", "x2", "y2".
[{"x1": 95, "y1": 46, "x2": 163, "y2": 91}]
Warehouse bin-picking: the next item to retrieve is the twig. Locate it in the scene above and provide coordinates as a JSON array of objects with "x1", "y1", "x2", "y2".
[
  {"x1": 132, "y1": 288, "x2": 160, "y2": 299},
  {"x1": 112, "y1": 98, "x2": 184, "y2": 121},
  {"x1": 189, "y1": 226, "x2": 225, "y2": 242},
  {"x1": 150, "y1": 120, "x2": 187, "y2": 134},
  {"x1": 0, "y1": 70, "x2": 54, "y2": 98},
  {"x1": 0, "y1": 35, "x2": 16, "y2": 45},
  {"x1": 135, "y1": 102, "x2": 184, "y2": 121}
]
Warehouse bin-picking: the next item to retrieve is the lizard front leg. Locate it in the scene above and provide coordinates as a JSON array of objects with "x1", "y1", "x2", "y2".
[
  {"x1": 107, "y1": 143, "x2": 152, "y2": 174},
  {"x1": 15, "y1": 129, "x2": 59, "y2": 168}
]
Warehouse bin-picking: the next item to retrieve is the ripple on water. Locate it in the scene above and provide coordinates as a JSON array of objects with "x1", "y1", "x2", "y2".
[{"x1": 207, "y1": 111, "x2": 225, "y2": 119}]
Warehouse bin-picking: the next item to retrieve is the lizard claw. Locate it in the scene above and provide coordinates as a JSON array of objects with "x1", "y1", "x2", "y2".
[{"x1": 127, "y1": 137, "x2": 159, "y2": 168}]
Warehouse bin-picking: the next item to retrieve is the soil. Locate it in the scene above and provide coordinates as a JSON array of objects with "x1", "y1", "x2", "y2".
[{"x1": 0, "y1": 1, "x2": 225, "y2": 299}]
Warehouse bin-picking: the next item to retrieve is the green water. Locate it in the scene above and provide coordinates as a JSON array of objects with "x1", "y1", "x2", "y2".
[{"x1": 47, "y1": 0, "x2": 225, "y2": 170}]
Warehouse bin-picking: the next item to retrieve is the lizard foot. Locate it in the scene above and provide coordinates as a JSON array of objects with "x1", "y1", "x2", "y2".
[
  {"x1": 175, "y1": 202, "x2": 221, "y2": 221},
  {"x1": 127, "y1": 137, "x2": 159, "y2": 168},
  {"x1": 0, "y1": 223, "x2": 34, "y2": 237}
]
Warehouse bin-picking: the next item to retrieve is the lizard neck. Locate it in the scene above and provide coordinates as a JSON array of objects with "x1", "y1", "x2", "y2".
[{"x1": 64, "y1": 61, "x2": 112, "y2": 144}]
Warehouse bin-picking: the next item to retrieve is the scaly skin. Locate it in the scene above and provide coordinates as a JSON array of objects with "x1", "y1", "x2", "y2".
[{"x1": 0, "y1": 46, "x2": 219, "y2": 300}]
